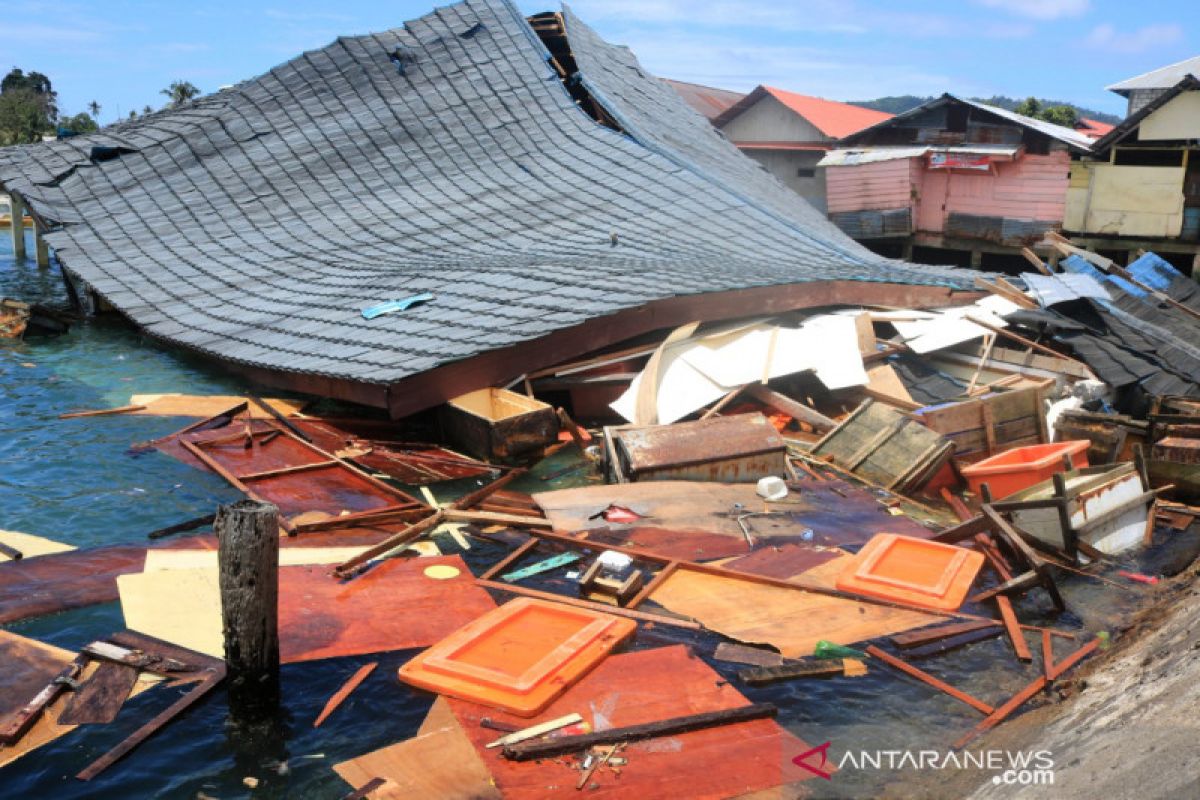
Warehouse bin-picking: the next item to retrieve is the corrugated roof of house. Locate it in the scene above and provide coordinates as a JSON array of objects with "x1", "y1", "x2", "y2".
[
  {"x1": 0, "y1": 0, "x2": 972, "y2": 390},
  {"x1": 714, "y1": 85, "x2": 893, "y2": 139},
  {"x1": 838, "y1": 94, "x2": 1094, "y2": 152},
  {"x1": 1106, "y1": 55, "x2": 1200, "y2": 95},
  {"x1": 663, "y1": 79, "x2": 745, "y2": 121}
]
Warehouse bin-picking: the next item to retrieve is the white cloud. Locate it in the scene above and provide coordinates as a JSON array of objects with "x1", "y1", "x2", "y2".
[
  {"x1": 975, "y1": 0, "x2": 1090, "y2": 20},
  {"x1": 610, "y1": 30, "x2": 959, "y2": 100},
  {"x1": 565, "y1": 0, "x2": 868, "y2": 34},
  {"x1": 0, "y1": 22, "x2": 103, "y2": 44},
  {"x1": 1085, "y1": 23, "x2": 1184, "y2": 54}
]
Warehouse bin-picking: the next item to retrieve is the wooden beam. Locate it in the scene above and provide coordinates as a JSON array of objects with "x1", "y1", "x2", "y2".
[
  {"x1": 743, "y1": 384, "x2": 837, "y2": 432},
  {"x1": 475, "y1": 578, "x2": 702, "y2": 629},
  {"x1": 313, "y1": 662, "x2": 377, "y2": 727},
  {"x1": 996, "y1": 597, "x2": 1033, "y2": 662},
  {"x1": 865, "y1": 646, "x2": 993, "y2": 714},
  {"x1": 77, "y1": 666, "x2": 225, "y2": 780},
  {"x1": 502, "y1": 703, "x2": 777, "y2": 760},
  {"x1": 333, "y1": 511, "x2": 445, "y2": 577}
]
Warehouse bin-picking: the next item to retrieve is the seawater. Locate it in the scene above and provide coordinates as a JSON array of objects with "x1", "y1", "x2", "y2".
[{"x1": 2, "y1": 229, "x2": 1195, "y2": 799}]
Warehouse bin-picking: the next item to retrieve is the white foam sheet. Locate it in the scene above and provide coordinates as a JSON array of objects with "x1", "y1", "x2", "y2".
[
  {"x1": 610, "y1": 315, "x2": 868, "y2": 424},
  {"x1": 892, "y1": 296, "x2": 1021, "y2": 354}
]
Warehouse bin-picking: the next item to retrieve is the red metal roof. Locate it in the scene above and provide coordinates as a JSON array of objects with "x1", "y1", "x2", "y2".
[
  {"x1": 1076, "y1": 118, "x2": 1115, "y2": 139},
  {"x1": 664, "y1": 79, "x2": 745, "y2": 122},
  {"x1": 759, "y1": 86, "x2": 893, "y2": 139}
]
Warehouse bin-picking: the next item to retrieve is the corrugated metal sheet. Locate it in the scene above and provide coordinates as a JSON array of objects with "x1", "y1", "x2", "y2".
[
  {"x1": 829, "y1": 208, "x2": 912, "y2": 239},
  {"x1": 944, "y1": 213, "x2": 1056, "y2": 245},
  {"x1": 1023, "y1": 273, "x2": 1111, "y2": 306}
]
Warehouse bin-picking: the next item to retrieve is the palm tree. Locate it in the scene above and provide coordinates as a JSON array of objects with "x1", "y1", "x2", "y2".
[
  {"x1": 160, "y1": 80, "x2": 200, "y2": 107},
  {"x1": 87, "y1": 100, "x2": 100, "y2": 118}
]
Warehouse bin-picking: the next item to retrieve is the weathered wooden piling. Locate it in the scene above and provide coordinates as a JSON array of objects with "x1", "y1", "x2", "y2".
[
  {"x1": 33, "y1": 224, "x2": 49, "y2": 268},
  {"x1": 216, "y1": 499, "x2": 280, "y2": 705},
  {"x1": 8, "y1": 191, "x2": 26, "y2": 260}
]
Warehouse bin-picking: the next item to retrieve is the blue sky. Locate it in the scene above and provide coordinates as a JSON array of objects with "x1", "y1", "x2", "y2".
[{"x1": 2, "y1": 1, "x2": 1195, "y2": 123}]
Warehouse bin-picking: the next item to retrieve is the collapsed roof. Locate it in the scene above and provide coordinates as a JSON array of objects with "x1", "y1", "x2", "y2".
[{"x1": 0, "y1": 0, "x2": 975, "y2": 416}]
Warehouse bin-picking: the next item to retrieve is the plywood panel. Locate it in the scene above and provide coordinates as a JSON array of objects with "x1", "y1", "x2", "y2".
[
  {"x1": 1086, "y1": 164, "x2": 1185, "y2": 237},
  {"x1": 0, "y1": 529, "x2": 75, "y2": 561},
  {"x1": 118, "y1": 556, "x2": 496, "y2": 661},
  {"x1": 649, "y1": 569, "x2": 938, "y2": 657},
  {"x1": 0, "y1": 631, "x2": 157, "y2": 770},
  {"x1": 447, "y1": 645, "x2": 821, "y2": 798},
  {"x1": 128, "y1": 394, "x2": 307, "y2": 417},
  {"x1": 333, "y1": 697, "x2": 500, "y2": 799}
]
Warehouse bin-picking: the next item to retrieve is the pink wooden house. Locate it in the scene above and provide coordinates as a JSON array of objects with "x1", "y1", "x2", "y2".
[{"x1": 820, "y1": 95, "x2": 1093, "y2": 266}]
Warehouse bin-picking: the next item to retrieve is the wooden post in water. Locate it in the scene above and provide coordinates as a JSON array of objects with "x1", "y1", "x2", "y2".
[
  {"x1": 33, "y1": 224, "x2": 49, "y2": 268},
  {"x1": 9, "y1": 192, "x2": 27, "y2": 261},
  {"x1": 217, "y1": 499, "x2": 280, "y2": 707}
]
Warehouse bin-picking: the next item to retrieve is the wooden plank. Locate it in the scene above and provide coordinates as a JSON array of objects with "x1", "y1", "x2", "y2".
[
  {"x1": 865, "y1": 646, "x2": 994, "y2": 715},
  {"x1": 738, "y1": 661, "x2": 845, "y2": 685},
  {"x1": 77, "y1": 666, "x2": 226, "y2": 780},
  {"x1": 996, "y1": 597, "x2": 1033, "y2": 662},
  {"x1": 57, "y1": 660, "x2": 140, "y2": 725},
  {"x1": 502, "y1": 703, "x2": 778, "y2": 760},
  {"x1": 891, "y1": 620, "x2": 1001, "y2": 649},
  {"x1": 903, "y1": 627, "x2": 1004, "y2": 659},
  {"x1": 743, "y1": 384, "x2": 837, "y2": 432},
  {"x1": 965, "y1": 315, "x2": 1086, "y2": 367},
  {"x1": 333, "y1": 511, "x2": 445, "y2": 577},
  {"x1": 712, "y1": 642, "x2": 785, "y2": 667},
  {"x1": 1047, "y1": 637, "x2": 1100, "y2": 681},
  {"x1": 314, "y1": 662, "x2": 378, "y2": 728},
  {"x1": 474, "y1": 579, "x2": 701, "y2": 629},
  {"x1": 952, "y1": 675, "x2": 1046, "y2": 750},
  {"x1": 58, "y1": 404, "x2": 146, "y2": 419}
]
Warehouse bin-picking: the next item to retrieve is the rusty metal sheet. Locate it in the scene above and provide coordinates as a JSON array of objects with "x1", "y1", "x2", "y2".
[
  {"x1": 1153, "y1": 437, "x2": 1200, "y2": 465},
  {"x1": 613, "y1": 413, "x2": 786, "y2": 483}
]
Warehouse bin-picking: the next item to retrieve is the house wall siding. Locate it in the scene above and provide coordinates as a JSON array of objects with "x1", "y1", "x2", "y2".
[
  {"x1": 720, "y1": 94, "x2": 828, "y2": 143},
  {"x1": 825, "y1": 158, "x2": 919, "y2": 214},
  {"x1": 743, "y1": 149, "x2": 828, "y2": 211},
  {"x1": 1139, "y1": 91, "x2": 1200, "y2": 141}
]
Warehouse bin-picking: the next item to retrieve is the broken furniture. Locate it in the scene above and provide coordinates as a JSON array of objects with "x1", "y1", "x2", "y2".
[
  {"x1": 440, "y1": 388, "x2": 559, "y2": 461},
  {"x1": 604, "y1": 413, "x2": 786, "y2": 483},
  {"x1": 996, "y1": 462, "x2": 1155, "y2": 560},
  {"x1": 1148, "y1": 438, "x2": 1200, "y2": 504},
  {"x1": 398, "y1": 598, "x2": 636, "y2": 717},
  {"x1": 960, "y1": 440, "x2": 1090, "y2": 501},
  {"x1": 916, "y1": 385, "x2": 1050, "y2": 467},
  {"x1": 809, "y1": 399, "x2": 956, "y2": 494},
  {"x1": 1054, "y1": 409, "x2": 1146, "y2": 465}
]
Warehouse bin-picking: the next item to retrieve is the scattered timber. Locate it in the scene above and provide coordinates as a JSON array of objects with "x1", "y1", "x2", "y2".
[{"x1": 502, "y1": 703, "x2": 778, "y2": 760}]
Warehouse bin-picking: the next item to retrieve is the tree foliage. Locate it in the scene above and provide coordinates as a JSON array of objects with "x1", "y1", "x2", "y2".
[
  {"x1": 0, "y1": 67, "x2": 58, "y2": 144},
  {"x1": 58, "y1": 112, "x2": 99, "y2": 135},
  {"x1": 1013, "y1": 97, "x2": 1079, "y2": 128},
  {"x1": 160, "y1": 80, "x2": 201, "y2": 107}
]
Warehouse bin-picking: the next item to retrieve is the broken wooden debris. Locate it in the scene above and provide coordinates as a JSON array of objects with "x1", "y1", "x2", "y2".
[
  {"x1": 77, "y1": 665, "x2": 226, "y2": 780},
  {"x1": 57, "y1": 661, "x2": 141, "y2": 725},
  {"x1": 145, "y1": 513, "x2": 215, "y2": 540},
  {"x1": 314, "y1": 662, "x2": 378, "y2": 728},
  {"x1": 737, "y1": 660, "x2": 849, "y2": 685},
  {"x1": 865, "y1": 645, "x2": 994, "y2": 715},
  {"x1": 0, "y1": 656, "x2": 85, "y2": 745},
  {"x1": 501, "y1": 703, "x2": 778, "y2": 760},
  {"x1": 484, "y1": 713, "x2": 583, "y2": 749}
]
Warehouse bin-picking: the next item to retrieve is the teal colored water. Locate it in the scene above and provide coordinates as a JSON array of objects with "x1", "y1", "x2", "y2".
[{"x1": 2, "y1": 228, "x2": 1196, "y2": 798}]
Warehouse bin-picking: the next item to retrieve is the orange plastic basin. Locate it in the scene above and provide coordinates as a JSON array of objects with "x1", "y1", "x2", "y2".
[
  {"x1": 398, "y1": 598, "x2": 636, "y2": 717},
  {"x1": 836, "y1": 533, "x2": 984, "y2": 611},
  {"x1": 959, "y1": 440, "x2": 1090, "y2": 500}
]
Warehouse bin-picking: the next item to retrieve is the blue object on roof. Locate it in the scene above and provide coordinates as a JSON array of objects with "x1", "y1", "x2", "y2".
[
  {"x1": 1060, "y1": 254, "x2": 1144, "y2": 297},
  {"x1": 362, "y1": 293, "x2": 435, "y2": 320},
  {"x1": 1127, "y1": 252, "x2": 1183, "y2": 291}
]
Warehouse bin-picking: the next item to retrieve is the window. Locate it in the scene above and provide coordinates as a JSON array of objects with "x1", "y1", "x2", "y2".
[{"x1": 796, "y1": 167, "x2": 816, "y2": 178}]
